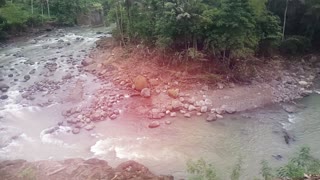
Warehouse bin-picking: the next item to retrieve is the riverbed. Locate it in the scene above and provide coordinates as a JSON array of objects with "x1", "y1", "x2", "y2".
[{"x1": 0, "y1": 27, "x2": 320, "y2": 180}]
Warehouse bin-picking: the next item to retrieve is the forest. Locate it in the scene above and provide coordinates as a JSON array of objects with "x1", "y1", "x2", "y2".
[{"x1": 0, "y1": 0, "x2": 319, "y2": 62}]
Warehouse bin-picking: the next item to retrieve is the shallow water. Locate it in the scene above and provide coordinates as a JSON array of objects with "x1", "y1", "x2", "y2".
[{"x1": 0, "y1": 28, "x2": 320, "y2": 180}]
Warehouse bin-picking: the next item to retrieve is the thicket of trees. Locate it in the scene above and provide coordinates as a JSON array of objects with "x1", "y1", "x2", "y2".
[{"x1": 0, "y1": 0, "x2": 319, "y2": 60}]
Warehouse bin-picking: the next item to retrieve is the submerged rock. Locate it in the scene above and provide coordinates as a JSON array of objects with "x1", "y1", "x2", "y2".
[
  {"x1": 148, "y1": 121, "x2": 160, "y2": 128},
  {"x1": 206, "y1": 114, "x2": 217, "y2": 122}
]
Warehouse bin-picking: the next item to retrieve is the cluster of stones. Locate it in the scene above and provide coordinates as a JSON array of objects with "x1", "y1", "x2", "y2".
[
  {"x1": 61, "y1": 93, "x2": 123, "y2": 134},
  {"x1": 147, "y1": 94, "x2": 237, "y2": 128},
  {"x1": 21, "y1": 79, "x2": 62, "y2": 101}
]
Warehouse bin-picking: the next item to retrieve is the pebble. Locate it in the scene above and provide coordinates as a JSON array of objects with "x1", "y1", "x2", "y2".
[
  {"x1": 184, "y1": 113, "x2": 191, "y2": 118},
  {"x1": 148, "y1": 121, "x2": 160, "y2": 128},
  {"x1": 170, "y1": 112, "x2": 177, "y2": 117}
]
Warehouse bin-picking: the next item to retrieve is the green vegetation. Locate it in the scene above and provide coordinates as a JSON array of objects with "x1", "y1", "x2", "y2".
[{"x1": 187, "y1": 147, "x2": 320, "y2": 180}]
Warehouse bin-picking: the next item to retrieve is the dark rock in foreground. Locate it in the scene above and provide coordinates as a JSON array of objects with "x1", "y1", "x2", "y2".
[{"x1": 0, "y1": 158, "x2": 173, "y2": 180}]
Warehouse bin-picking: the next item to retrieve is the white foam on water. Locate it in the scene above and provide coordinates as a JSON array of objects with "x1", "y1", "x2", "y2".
[
  {"x1": 288, "y1": 114, "x2": 297, "y2": 123},
  {"x1": 90, "y1": 136, "x2": 181, "y2": 161},
  {"x1": 40, "y1": 126, "x2": 73, "y2": 147}
]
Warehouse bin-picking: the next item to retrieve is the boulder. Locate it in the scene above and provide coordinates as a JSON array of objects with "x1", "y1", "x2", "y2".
[
  {"x1": 167, "y1": 89, "x2": 179, "y2": 99},
  {"x1": 148, "y1": 121, "x2": 160, "y2": 128},
  {"x1": 133, "y1": 75, "x2": 148, "y2": 91},
  {"x1": 206, "y1": 114, "x2": 217, "y2": 122},
  {"x1": 140, "y1": 88, "x2": 151, "y2": 98}
]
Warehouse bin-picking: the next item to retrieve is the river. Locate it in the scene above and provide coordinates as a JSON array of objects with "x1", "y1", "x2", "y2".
[{"x1": 0, "y1": 27, "x2": 319, "y2": 180}]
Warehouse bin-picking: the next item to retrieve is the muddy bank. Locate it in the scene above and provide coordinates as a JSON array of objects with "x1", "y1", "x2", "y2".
[{"x1": 0, "y1": 158, "x2": 173, "y2": 180}]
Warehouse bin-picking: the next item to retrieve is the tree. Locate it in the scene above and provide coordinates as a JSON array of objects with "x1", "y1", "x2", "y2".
[{"x1": 282, "y1": 0, "x2": 289, "y2": 40}]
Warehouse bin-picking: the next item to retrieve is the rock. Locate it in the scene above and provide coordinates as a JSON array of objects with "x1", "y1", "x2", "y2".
[
  {"x1": 222, "y1": 105, "x2": 236, "y2": 114},
  {"x1": 148, "y1": 121, "x2": 160, "y2": 128},
  {"x1": 200, "y1": 106, "x2": 208, "y2": 113},
  {"x1": 8, "y1": 74, "x2": 13, "y2": 78},
  {"x1": 72, "y1": 128, "x2": 80, "y2": 134},
  {"x1": 62, "y1": 73, "x2": 72, "y2": 80},
  {"x1": 0, "y1": 83, "x2": 9, "y2": 92},
  {"x1": 110, "y1": 114, "x2": 117, "y2": 120},
  {"x1": 24, "y1": 75, "x2": 31, "y2": 81},
  {"x1": 170, "y1": 112, "x2": 177, "y2": 117},
  {"x1": 206, "y1": 114, "x2": 217, "y2": 122},
  {"x1": 140, "y1": 88, "x2": 151, "y2": 98},
  {"x1": 204, "y1": 99, "x2": 212, "y2": 105},
  {"x1": 215, "y1": 108, "x2": 225, "y2": 115},
  {"x1": 282, "y1": 104, "x2": 298, "y2": 113},
  {"x1": 0, "y1": 95, "x2": 8, "y2": 100},
  {"x1": 165, "y1": 120, "x2": 171, "y2": 125},
  {"x1": 171, "y1": 100, "x2": 183, "y2": 110},
  {"x1": 298, "y1": 81, "x2": 308, "y2": 87},
  {"x1": 29, "y1": 69, "x2": 36, "y2": 74},
  {"x1": 216, "y1": 114, "x2": 223, "y2": 119},
  {"x1": 81, "y1": 59, "x2": 94, "y2": 66},
  {"x1": 149, "y1": 78, "x2": 159, "y2": 86},
  {"x1": 217, "y1": 82, "x2": 224, "y2": 89},
  {"x1": 84, "y1": 124, "x2": 95, "y2": 131},
  {"x1": 133, "y1": 75, "x2": 148, "y2": 91},
  {"x1": 167, "y1": 89, "x2": 179, "y2": 99},
  {"x1": 188, "y1": 105, "x2": 196, "y2": 111},
  {"x1": 184, "y1": 113, "x2": 191, "y2": 118},
  {"x1": 196, "y1": 112, "x2": 202, "y2": 116},
  {"x1": 272, "y1": 154, "x2": 283, "y2": 160}
]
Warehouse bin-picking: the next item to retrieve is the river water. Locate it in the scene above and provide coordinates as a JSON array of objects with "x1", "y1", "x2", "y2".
[{"x1": 0, "y1": 27, "x2": 320, "y2": 180}]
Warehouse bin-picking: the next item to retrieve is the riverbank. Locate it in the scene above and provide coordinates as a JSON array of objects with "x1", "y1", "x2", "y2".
[
  {"x1": 0, "y1": 158, "x2": 173, "y2": 180},
  {"x1": 70, "y1": 37, "x2": 320, "y2": 129}
]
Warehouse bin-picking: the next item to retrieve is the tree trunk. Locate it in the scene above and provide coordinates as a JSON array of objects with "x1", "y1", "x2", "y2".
[
  {"x1": 47, "y1": 0, "x2": 51, "y2": 18},
  {"x1": 282, "y1": 0, "x2": 289, "y2": 40},
  {"x1": 31, "y1": 0, "x2": 34, "y2": 14}
]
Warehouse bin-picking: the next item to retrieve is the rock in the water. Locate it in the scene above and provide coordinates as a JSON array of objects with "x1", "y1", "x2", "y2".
[
  {"x1": 282, "y1": 104, "x2": 298, "y2": 113},
  {"x1": 167, "y1": 89, "x2": 179, "y2": 99},
  {"x1": 200, "y1": 106, "x2": 208, "y2": 113},
  {"x1": 148, "y1": 121, "x2": 160, "y2": 128},
  {"x1": 0, "y1": 83, "x2": 9, "y2": 92},
  {"x1": 62, "y1": 73, "x2": 72, "y2": 80},
  {"x1": 72, "y1": 128, "x2": 80, "y2": 134},
  {"x1": 221, "y1": 105, "x2": 236, "y2": 114},
  {"x1": 206, "y1": 114, "x2": 217, "y2": 122},
  {"x1": 0, "y1": 95, "x2": 8, "y2": 100},
  {"x1": 140, "y1": 88, "x2": 151, "y2": 98},
  {"x1": 81, "y1": 59, "x2": 94, "y2": 66},
  {"x1": 217, "y1": 114, "x2": 223, "y2": 119},
  {"x1": 24, "y1": 75, "x2": 31, "y2": 81},
  {"x1": 133, "y1": 75, "x2": 148, "y2": 91},
  {"x1": 84, "y1": 124, "x2": 95, "y2": 131},
  {"x1": 165, "y1": 120, "x2": 171, "y2": 125},
  {"x1": 184, "y1": 113, "x2": 191, "y2": 118}
]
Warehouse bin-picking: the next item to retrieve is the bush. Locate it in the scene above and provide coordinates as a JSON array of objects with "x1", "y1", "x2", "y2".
[{"x1": 279, "y1": 36, "x2": 312, "y2": 55}]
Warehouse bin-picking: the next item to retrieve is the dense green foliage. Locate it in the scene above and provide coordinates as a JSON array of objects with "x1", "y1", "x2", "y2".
[{"x1": 187, "y1": 147, "x2": 320, "y2": 180}]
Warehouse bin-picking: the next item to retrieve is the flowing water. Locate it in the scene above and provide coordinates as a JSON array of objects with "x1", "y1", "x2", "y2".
[{"x1": 0, "y1": 28, "x2": 320, "y2": 180}]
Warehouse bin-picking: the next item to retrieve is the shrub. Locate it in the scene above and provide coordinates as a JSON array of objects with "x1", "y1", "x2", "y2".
[
  {"x1": 187, "y1": 158, "x2": 219, "y2": 180},
  {"x1": 279, "y1": 36, "x2": 312, "y2": 55}
]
